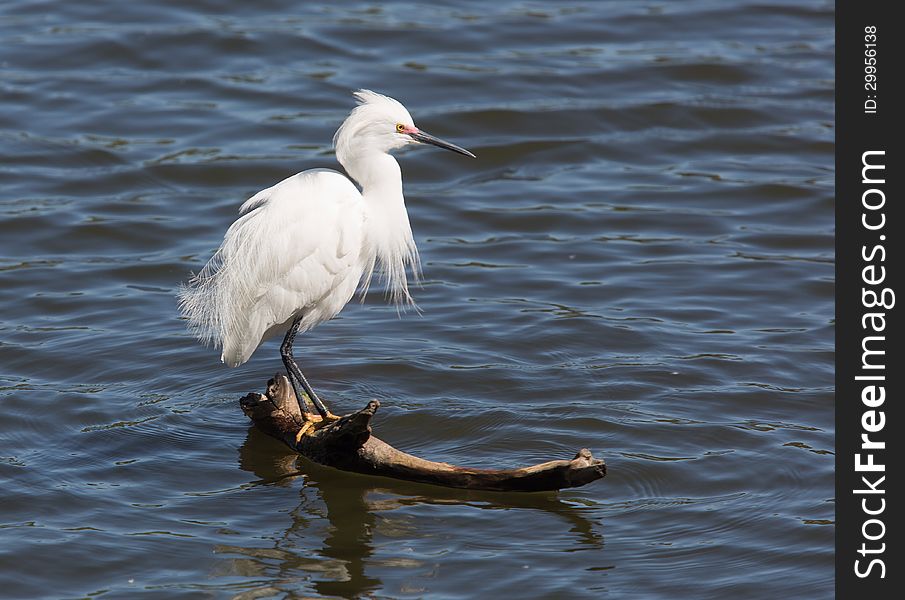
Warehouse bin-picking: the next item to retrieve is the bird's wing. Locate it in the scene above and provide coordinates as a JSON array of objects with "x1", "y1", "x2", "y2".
[
  {"x1": 178, "y1": 169, "x2": 366, "y2": 366},
  {"x1": 238, "y1": 187, "x2": 271, "y2": 215}
]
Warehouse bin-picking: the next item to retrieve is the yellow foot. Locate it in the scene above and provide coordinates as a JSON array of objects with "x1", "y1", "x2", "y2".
[
  {"x1": 295, "y1": 420, "x2": 315, "y2": 443},
  {"x1": 294, "y1": 411, "x2": 342, "y2": 443}
]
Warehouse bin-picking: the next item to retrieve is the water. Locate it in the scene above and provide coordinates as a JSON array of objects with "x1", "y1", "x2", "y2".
[{"x1": 0, "y1": 1, "x2": 834, "y2": 598}]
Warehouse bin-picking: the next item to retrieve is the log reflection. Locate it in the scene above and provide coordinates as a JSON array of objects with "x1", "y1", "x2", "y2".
[{"x1": 229, "y1": 427, "x2": 605, "y2": 598}]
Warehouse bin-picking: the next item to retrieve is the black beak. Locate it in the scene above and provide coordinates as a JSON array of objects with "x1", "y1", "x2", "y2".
[{"x1": 408, "y1": 130, "x2": 476, "y2": 158}]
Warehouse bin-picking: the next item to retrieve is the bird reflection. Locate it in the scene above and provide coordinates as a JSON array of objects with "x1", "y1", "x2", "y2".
[{"x1": 229, "y1": 426, "x2": 604, "y2": 598}]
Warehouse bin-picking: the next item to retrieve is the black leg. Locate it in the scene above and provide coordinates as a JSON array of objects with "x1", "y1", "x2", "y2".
[{"x1": 280, "y1": 316, "x2": 332, "y2": 420}]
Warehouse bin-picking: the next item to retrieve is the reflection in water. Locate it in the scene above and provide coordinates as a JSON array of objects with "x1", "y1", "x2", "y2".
[{"x1": 230, "y1": 427, "x2": 604, "y2": 598}]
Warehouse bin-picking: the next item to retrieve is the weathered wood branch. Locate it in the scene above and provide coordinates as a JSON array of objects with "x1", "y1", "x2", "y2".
[{"x1": 240, "y1": 374, "x2": 606, "y2": 492}]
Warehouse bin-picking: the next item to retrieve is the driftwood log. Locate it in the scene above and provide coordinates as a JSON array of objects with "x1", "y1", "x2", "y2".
[{"x1": 239, "y1": 373, "x2": 606, "y2": 492}]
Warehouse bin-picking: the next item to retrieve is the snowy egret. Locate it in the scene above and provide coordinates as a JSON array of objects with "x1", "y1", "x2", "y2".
[{"x1": 178, "y1": 90, "x2": 474, "y2": 437}]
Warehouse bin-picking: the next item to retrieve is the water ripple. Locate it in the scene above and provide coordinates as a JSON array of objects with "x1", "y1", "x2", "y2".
[{"x1": 0, "y1": 0, "x2": 833, "y2": 598}]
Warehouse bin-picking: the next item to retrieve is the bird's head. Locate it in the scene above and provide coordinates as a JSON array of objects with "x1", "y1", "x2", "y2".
[{"x1": 334, "y1": 90, "x2": 475, "y2": 166}]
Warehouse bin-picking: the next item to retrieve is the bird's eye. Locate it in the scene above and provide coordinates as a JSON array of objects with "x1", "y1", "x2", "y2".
[{"x1": 395, "y1": 123, "x2": 405, "y2": 133}]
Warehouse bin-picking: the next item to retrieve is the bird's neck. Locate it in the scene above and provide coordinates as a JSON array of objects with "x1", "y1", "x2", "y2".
[
  {"x1": 344, "y1": 152, "x2": 408, "y2": 235},
  {"x1": 343, "y1": 152, "x2": 402, "y2": 197},
  {"x1": 341, "y1": 152, "x2": 420, "y2": 304}
]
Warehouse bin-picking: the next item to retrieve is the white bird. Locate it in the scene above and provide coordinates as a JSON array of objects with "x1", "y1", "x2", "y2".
[{"x1": 178, "y1": 90, "x2": 474, "y2": 437}]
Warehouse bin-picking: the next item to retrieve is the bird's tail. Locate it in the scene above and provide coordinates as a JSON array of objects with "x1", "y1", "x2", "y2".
[{"x1": 177, "y1": 254, "x2": 226, "y2": 352}]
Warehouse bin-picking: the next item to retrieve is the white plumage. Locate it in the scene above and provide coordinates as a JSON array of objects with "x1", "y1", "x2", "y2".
[
  {"x1": 178, "y1": 90, "x2": 474, "y2": 426},
  {"x1": 185, "y1": 169, "x2": 369, "y2": 367}
]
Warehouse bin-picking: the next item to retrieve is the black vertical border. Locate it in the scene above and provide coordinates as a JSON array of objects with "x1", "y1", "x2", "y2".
[{"x1": 836, "y1": 1, "x2": 901, "y2": 597}]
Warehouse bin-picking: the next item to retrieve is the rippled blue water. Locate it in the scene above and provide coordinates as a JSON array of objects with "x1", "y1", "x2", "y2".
[{"x1": 1, "y1": 1, "x2": 834, "y2": 598}]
